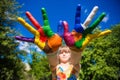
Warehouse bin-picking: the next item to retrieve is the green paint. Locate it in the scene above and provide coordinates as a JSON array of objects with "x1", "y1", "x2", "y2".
[
  {"x1": 83, "y1": 12, "x2": 106, "y2": 36},
  {"x1": 41, "y1": 8, "x2": 54, "y2": 37},
  {"x1": 75, "y1": 37, "x2": 85, "y2": 48},
  {"x1": 90, "y1": 12, "x2": 106, "y2": 30},
  {"x1": 75, "y1": 13, "x2": 106, "y2": 49}
]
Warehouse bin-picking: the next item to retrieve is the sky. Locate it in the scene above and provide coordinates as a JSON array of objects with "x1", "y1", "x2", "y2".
[
  {"x1": 16, "y1": 0, "x2": 120, "y2": 63},
  {"x1": 16, "y1": 0, "x2": 120, "y2": 37}
]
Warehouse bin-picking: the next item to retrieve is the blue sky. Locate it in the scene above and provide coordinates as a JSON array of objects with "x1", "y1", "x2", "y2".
[
  {"x1": 16, "y1": 0, "x2": 120, "y2": 63},
  {"x1": 16, "y1": 0, "x2": 120, "y2": 37}
]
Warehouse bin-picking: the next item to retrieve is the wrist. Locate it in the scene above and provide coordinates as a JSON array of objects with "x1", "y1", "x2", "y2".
[{"x1": 69, "y1": 46, "x2": 83, "y2": 53}]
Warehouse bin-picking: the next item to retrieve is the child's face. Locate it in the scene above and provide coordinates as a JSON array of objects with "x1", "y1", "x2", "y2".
[{"x1": 59, "y1": 47, "x2": 71, "y2": 63}]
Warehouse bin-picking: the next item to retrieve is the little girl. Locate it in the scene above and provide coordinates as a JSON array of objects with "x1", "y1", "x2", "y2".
[{"x1": 47, "y1": 45, "x2": 81, "y2": 80}]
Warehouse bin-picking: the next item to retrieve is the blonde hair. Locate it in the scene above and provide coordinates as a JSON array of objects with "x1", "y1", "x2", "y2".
[{"x1": 58, "y1": 46, "x2": 71, "y2": 54}]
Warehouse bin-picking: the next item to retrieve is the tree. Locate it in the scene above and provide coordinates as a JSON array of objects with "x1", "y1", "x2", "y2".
[
  {"x1": 0, "y1": 0, "x2": 26, "y2": 80},
  {"x1": 79, "y1": 25, "x2": 120, "y2": 80},
  {"x1": 29, "y1": 51, "x2": 52, "y2": 80},
  {"x1": 0, "y1": 0, "x2": 21, "y2": 26}
]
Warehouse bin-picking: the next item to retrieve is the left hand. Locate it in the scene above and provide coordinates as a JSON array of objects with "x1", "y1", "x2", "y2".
[{"x1": 61, "y1": 4, "x2": 111, "y2": 51}]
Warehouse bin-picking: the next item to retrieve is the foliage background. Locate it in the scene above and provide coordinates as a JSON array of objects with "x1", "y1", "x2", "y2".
[
  {"x1": 0, "y1": 0, "x2": 120, "y2": 80},
  {"x1": 0, "y1": 0, "x2": 26, "y2": 80}
]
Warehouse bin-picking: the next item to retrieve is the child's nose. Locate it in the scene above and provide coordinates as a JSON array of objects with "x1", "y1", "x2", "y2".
[{"x1": 63, "y1": 52, "x2": 66, "y2": 55}]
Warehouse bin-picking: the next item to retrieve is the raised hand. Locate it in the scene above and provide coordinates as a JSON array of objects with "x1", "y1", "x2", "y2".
[
  {"x1": 15, "y1": 8, "x2": 62, "y2": 53},
  {"x1": 62, "y1": 4, "x2": 111, "y2": 51},
  {"x1": 16, "y1": 11, "x2": 47, "y2": 42}
]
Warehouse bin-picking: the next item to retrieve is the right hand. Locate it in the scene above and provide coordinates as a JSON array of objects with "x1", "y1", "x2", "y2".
[{"x1": 61, "y1": 4, "x2": 111, "y2": 51}]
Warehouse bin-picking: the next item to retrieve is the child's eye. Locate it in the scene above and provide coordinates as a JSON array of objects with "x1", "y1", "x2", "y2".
[
  {"x1": 60, "y1": 49, "x2": 70, "y2": 54},
  {"x1": 65, "y1": 50, "x2": 70, "y2": 53},
  {"x1": 61, "y1": 51, "x2": 70, "y2": 53},
  {"x1": 60, "y1": 51, "x2": 64, "y2": 53}
]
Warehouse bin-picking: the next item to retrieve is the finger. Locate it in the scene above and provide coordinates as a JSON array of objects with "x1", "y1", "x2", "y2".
[
  {"x1": 75, "y1": 30, "x2": 111, "y2": 50},
  {"x1": 18, "y1": 17, "x2": 38, "y2": 35},
  {"x1": 41, "y1": 8, "x2": 54, "y2": 37},
  {"x1": 62, "y1": 21, "x2": 69, "y2": 34},
  {"x1": 57, "y1": 20, "x2": 64, "y2": 37},
  {"x1": 83, "y1": 6, "x2": 98, "y2": 28},
  {"x1": 75, "y1": 4, "x2": 81, "y2": 24},
  {"x1": 41, "y1": 8, "x2": 50, "y2": 26},
  {"x1": 62, "y1": 21, "x2": 75, "y2": 46},
  {"x1": 34, "y1": 34, "x2": 45, "y2": 49},
  {"x1": 74, "y1": 4, "x2": 85, "y2": 33},
  {"x1": 15, "y1": 36, "x2": 34, "y2": 42},
  {"x1": 74, "y1": 23, "x2": 85, "y2": 33},
  {"x1": 83, "y1": 30, "x2": 111, "y2": 47},
  {"x1": 95, "y1": 30, "x2": 112, "y2": 38},
  {"x1": 84, "y1": 12, "x2": 106, "y2": 35},
  {"x1": 90, "y1": 12, "x2": 106, "y2": 30},
  {"x1": 26, "y1": 11, "x2": 42, "y2": 30},
  {"x1": 26, "y1": 11, "x2": 47, "y2": 42}
]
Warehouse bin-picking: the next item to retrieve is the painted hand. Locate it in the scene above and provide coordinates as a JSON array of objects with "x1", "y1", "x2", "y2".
[
  {"x1": 62, "y1": 4, "x2": 111, "y2": 51},
  {"x1": 15, "y1": 8, "x2": 62, "y2": 53}
]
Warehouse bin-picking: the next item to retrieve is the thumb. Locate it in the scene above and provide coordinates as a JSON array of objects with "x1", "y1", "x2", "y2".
[{"x1": 62, "y1": 21, "x2": 75, "y2": 46}]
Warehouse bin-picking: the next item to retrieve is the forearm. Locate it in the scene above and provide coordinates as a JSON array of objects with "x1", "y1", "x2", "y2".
[
  {"x1": 46, "y1": 51, "x2": 58, "y2": 67},
  {"x1": 70, "y1": 47, "x2": 82, "y2": 65}
]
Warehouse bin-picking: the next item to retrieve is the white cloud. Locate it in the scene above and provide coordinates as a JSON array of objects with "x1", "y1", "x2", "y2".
[
  {"x1": 16, "y1": 41, "x2": 42, "y2": 53},
  {"x1": 102, "y1": 14, "x2": 109, "y2": 23},
  {"x1": 18, "y1": 41, "x2": 31, "y2": 53}
]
